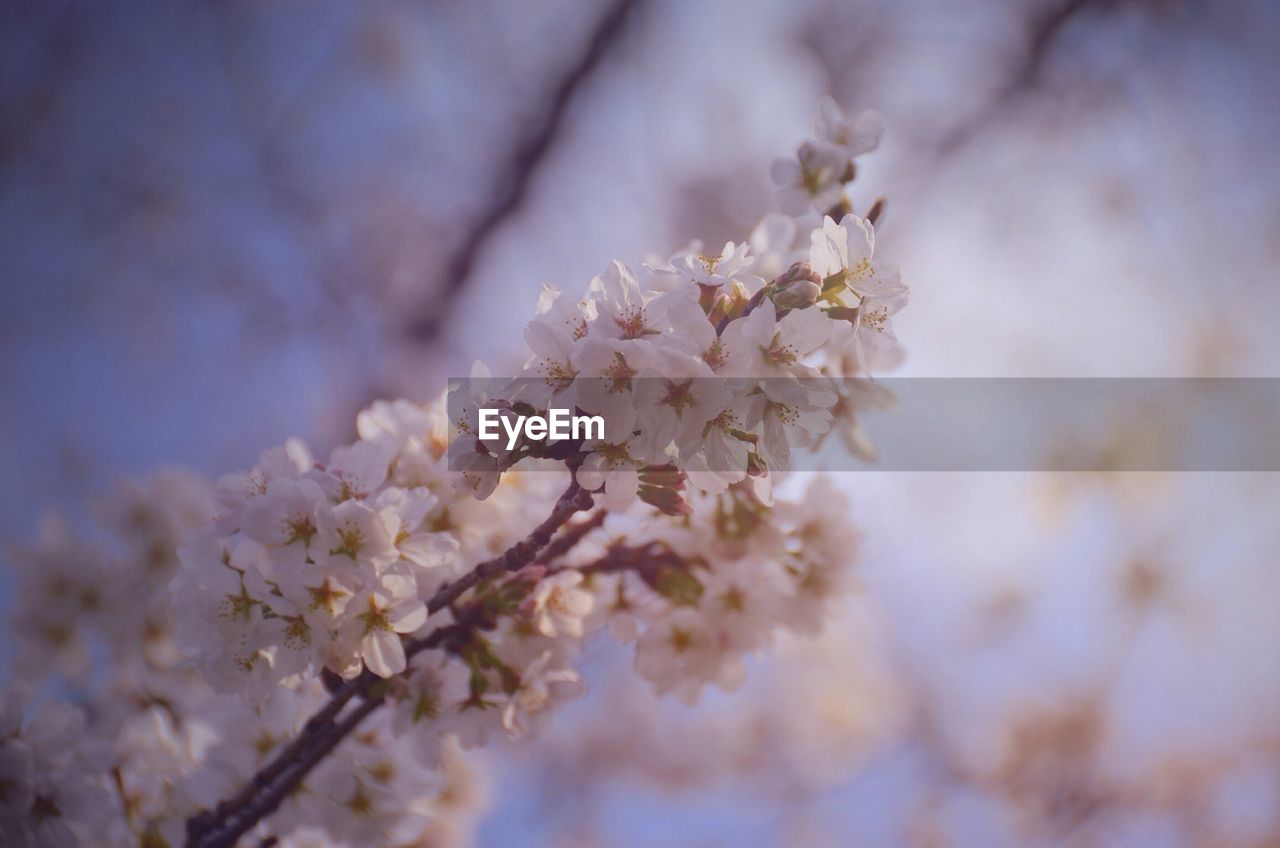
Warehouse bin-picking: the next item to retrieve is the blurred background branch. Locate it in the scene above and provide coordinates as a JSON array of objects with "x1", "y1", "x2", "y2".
[{"x1": 402, "y1": 0, "x2": 641, "y2": 342}]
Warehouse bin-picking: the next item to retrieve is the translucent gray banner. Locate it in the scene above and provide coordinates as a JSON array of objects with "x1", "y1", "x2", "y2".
[{"x1": 448, "y1": 378, "x2": 1280, "y2": 472}]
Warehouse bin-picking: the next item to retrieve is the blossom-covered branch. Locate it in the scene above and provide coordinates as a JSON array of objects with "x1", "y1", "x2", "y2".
[
  {"x1": 187, "y1": 475, "x2": 596, "y2": 848},
  {"x1": 2, "y1": 99, "x2": 905, "y2": 848}
]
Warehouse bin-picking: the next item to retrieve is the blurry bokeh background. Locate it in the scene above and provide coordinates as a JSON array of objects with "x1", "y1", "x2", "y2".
[{"x1": 3, "y1": 0, "x2": 1279, "y2": 845}]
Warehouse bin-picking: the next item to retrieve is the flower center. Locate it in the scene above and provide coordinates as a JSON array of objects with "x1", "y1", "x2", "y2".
[
  {"x1": 413, "y1": 689, "x2": 441, "y2": 723},
  {"x1": 703, "y1": 338, "x2": 729, "y2": 371},
  {"x1": 614, "y1": 306, "x2": 647, "y2": 339},
  {"x1": 861, "y1": 305, "x2": 888, "y2": 332},
  {"x1": 605, "y1": 352, "x2": 638, "y2": 393},
  {"x1": 544, "y1": 361, "x2": 577, "y2": 390},
  {"x1": 518, "y1": 687, "x2": 550, "y2": 714},
  {"x1": 359, "y1": 597, "x2": 393, "y2": 634},
  {"x1": 219, "y1": 583, "x2": 257, "y2": 622},
  {"x1": 330, "y1": 525, "x2": 364, "y2": 560},
  {"x1": 668, "y1": 625, "x2": 695, "y2": 653},
  {"x1": 661, "y1": 380, "x2": 696, "y2": 417},
  {"x1": 284, "y1": 615, "x2": 310, "y2": 650},
  {"x1": 720, "y1": 586, "x2": 746, "y2": 613},
  {"x1": 285, "y1": 515, "x2": 316, "y2": 546},
  {"x1": 594, "y1": 442, "x2": 633, "y2": 467},
  {"x1": 307, "y1": 578, "x2": 348, "y2": 614},
  {"x1": 764, "y1": 331, "x2": 798, "y2": 366}
]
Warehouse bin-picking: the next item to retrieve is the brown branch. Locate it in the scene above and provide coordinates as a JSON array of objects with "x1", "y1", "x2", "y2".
[
  {"x1": 934, "y1": 0, "x2": 1112, "y2": 157},
  {"x1": 186, "y1": 475, "x2": 595, "y2": 848},
  {"x1": 403, "y1": 0, "x2": 641, "y2": 341},
  {"x1": 535, "y1": 510, "x2": 607, "y2": 566}
]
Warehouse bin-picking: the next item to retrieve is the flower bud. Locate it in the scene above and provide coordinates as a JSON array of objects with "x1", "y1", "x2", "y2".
[{"x1": 770, "y1": 261, "x2": 823, "y2": 310}]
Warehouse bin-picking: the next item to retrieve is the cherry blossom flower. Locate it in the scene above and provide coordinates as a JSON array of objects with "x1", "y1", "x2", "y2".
[
  {"x1": 646, "y1": 240, "x2": 760, "y2": 290},
  {"x1": 586, "y1": 259, "x2": 689, "y2": 342},
  {"x1": 664, "y1": 297, "x2": 751, "y2": 377},
  {"x1": 518, "y1": 284, "x2": 594, "y2": 407},
  {"x1": 240, "y1": 477, "x2": 326, "y2": 572},
  {"x1": 525, "y1": 570, "x2": 595, "y2": 639},
  {"x1": 389, "y1": 650, "x2": 470, "y2": 765},
  {"x1": 0, "y1": 688, "x2": 113, "y2": 847},
  {"x1": 746, "y1": 381, "x2": 837, "y2": 470},
  {"x1": 698, "y1": 554, "x2": 787, "y2": 651},
  {"x1": 214, "y1": 442, "x2": 312, "y2": 527},
  {"x1": 771, "y1": 140, "x2": 847, "y2": 215},
  {"x1": 315, "y1": 439, "x2": 394, "y2": 502},
  {"x1": 315, "y1": 499, "x2": 398, "y2": 578},
  {"x1": 572, "y1": 332, "x2": 661, "y2": 444},
  {"x1": 447, "y1": 361, "x2": 511, "y2": 499},
  {"x1": 634, "y1": 607, "x2": 745, "y2": 705},
  {"x1": 501, "y1": 651, "x2": 586, "y2": 738},
  {"x1": 723, "y1": 301, "x2": 832, "y2": 389},
  {"x1": 813, "y1": 97, "x2": 884, "y2": 159},
  {"x1": 577, "y1": 435, "x2": 644, "y2": 510},
  {"x1": 339, "y1": 571, "x2": 430, "y2": 677},
  {"x1": 630, "y1": 347, "x2": 733, "y2": 462},
  {"x1": 679, "y1": 396, "x2": 757, "y2": 493},
  {"x1": 809, "y1": 213, "x2": 909, "y2": 371}
]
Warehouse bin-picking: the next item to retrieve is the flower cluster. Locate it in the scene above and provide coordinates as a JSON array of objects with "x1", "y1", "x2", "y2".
[
  {"x1": 3, "y1": 467, "x2": 494, "y2": 847},
  {"x1": 102, "y1": 676, "x2": 489, "y2": 847},
  {"x1": 771, "y1": 97, "x2": 884, "y2": 216},
  {"x1": 173, "y1": 434, "x2": 457, "y2": 691},
  {"x1": 583, "y1": 475, "x2": 863, "y2": 705},
  {"x1": 1, "y1": 99, "x2": 906, "y2": 847},
  {"x1": 450, "y1": 100, "x2": 906, "y2": 511},
  {"x1": 0, "y1": 688, "x2": 113, "y2": 847},
  {"x1": 7, "y1": 472, "x2": 216, "y2": 685}
]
